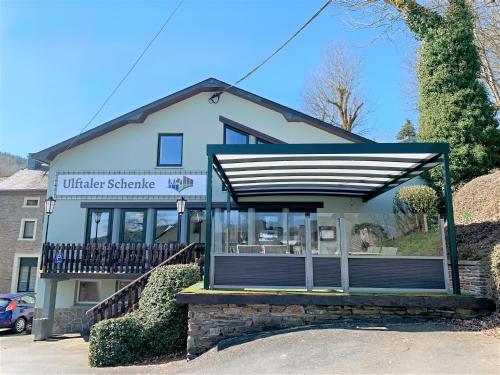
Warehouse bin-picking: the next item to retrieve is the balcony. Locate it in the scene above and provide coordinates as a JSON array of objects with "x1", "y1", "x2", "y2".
[{"x1": 39, "y1": 242, "x2": 204, "y2": 280}]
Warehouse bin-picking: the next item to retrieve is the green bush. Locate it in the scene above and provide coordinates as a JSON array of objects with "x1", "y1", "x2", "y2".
[
  {"x1": 393, "y1": 185, "x2": 438, "y2": 216},
  {"x1": 89, "y1": 264, "x2": 200, "y2": 367},
  {"x1": 88, "y1": 316, "x2": 144, "y2": 367}
]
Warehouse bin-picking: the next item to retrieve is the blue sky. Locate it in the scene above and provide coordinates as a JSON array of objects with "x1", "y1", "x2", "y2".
[{"x1": 0, "y1": 0, "x2": 416, "y2": 158}]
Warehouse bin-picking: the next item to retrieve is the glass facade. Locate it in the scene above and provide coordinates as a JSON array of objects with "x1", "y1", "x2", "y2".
[{"x1": 214, "y1": 208, "x2": 325, "y2": 255}]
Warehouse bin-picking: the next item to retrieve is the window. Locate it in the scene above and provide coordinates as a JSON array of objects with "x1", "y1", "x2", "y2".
[
  {"x1": 116, "y1": 280, "x2": 129, "y2": 291},
  {"x1": 255, "y1": 211, "x2": 284, "y2": 246},
  {"x1": 85, "y1": 209, "x2": 113, "y2": 244},
  {"x1": 121, "y1": 210, "x2": 146, "y2": 243},
  {"x1": 76, "y1": 281, "x2": 100, "y2": 304},
  {"x1": 224, "y1": 125, "x2": 249, "y2": 144},
  {"x1": 17, "y1": 257, "x2": 37, "y2": 292},
  {"x1": 157, "y1": 134, "x2": 183, "y2": 166},
  {"x1": 154, "y1": 210, "x2": 178, "y2": 244},
  {"x1": 19, "y1": 219, "x2": 36, "y2": 240},
  {"x1": 23, "y1": 197, "x2": 40, "y2": 207},
  {"x1": 189, "y1": 210, "x2": 205, "y2": 244},
  {"x1": 256, "y1": 138, "x2": 270, "y2": 144}
]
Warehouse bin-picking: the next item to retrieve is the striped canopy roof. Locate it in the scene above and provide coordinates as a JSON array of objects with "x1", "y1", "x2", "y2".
[{"x1": 208, "y1": 143, "x2": 447, "y2": 202}]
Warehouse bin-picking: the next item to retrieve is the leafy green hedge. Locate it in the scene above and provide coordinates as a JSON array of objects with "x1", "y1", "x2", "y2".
[
  {"x1": 89, "y1": 264, "x2": 200, "y2": 367},
  {"x1": 393, "y1": 185, "x2": 438, "y2": 216}
]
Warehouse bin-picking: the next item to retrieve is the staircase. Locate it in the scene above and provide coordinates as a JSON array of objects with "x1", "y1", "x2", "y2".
[{"x1": 86, "y1": 242, "x2": 204, "y2": 326}]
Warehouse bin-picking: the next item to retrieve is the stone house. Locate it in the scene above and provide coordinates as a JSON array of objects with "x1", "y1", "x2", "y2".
[{"x1": 0, "y1": 169, "x2": 47, "y2": 293}]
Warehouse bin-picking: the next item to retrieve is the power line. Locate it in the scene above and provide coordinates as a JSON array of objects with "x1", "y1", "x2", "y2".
[
  {"x1": 209, "y1": 0, "x2": 332, "y2": 103},
  {"x1": 62, "y1": 0, "x2": 184, "y2": 153}
]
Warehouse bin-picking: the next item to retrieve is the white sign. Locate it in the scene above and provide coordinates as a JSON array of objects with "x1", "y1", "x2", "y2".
[{"x1": 56, "y1": 173, "x2": 206, "y2": 197}]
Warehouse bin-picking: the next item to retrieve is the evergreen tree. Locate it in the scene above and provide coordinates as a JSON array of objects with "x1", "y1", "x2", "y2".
[
  {"x1": 403, "y1": 0, "x2": 499, "y2": 186},
  {"x1": 396, "y1": 119, "x2": 417, "y2": 143}
]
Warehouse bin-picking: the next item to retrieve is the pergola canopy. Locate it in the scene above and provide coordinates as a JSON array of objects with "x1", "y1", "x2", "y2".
[{"x1": 208, "y1": 143, "x2": 448, "y2": 202}]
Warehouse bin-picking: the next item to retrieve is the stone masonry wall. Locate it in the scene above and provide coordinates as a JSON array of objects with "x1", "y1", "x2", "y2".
[
  {"x1": 187, "y1": 303, "x2": 483, "y2": 358},
  {"x1": 450, "y1": 261, "x2": 488, "y2": 297},
  {"x1": 35, "y1": 307, "x2": 90, "y2": 334},
  {"x1": 0, "y1": 192, "x2": 45, "y2": 293}
]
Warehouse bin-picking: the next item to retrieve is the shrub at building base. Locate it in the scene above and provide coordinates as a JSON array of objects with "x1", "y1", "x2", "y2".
[{"x1": 89, "y1": 264, "x2": 200, "y2": 367}]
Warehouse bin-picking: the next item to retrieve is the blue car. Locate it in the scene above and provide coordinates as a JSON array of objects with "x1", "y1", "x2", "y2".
[{"x1": 0, "y1": 293, "x2": 35, "y2": 333}]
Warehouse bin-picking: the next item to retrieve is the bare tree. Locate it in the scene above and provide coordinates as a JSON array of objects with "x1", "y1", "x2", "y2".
[{"x1": 303, "y1": 43, "x2": 367, "y2": 133}]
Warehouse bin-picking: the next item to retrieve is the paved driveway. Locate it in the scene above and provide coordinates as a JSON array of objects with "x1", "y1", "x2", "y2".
[{"x1": 0, "y1": 323, "x2": 498, "y2": 374}]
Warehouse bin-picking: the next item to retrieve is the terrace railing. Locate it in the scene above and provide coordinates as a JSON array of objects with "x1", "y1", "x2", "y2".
[
  {"x1": 85, "y1": 242, "x2": 203, "y2": 326},
  {"x1": 40, "y1": 242, "x2": 204, "y2": 277}
]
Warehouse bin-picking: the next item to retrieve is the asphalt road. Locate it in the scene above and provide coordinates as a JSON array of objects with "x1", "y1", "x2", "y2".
[{"x1": 0, "y1": 323, "x2": 498, "y2": 375}]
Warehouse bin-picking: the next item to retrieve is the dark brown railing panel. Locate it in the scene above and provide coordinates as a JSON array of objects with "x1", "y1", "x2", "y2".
[
  {"x1": 40, "y1": 242, "x2": 204, "y2": 276},
  {"x1": 84, "y1": 242, "x2": 203, "y2": 326}
]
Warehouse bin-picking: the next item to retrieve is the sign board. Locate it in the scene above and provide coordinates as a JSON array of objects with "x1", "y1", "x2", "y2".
[
  {"x1": 56, "y1": 173, "x2": 207, "y2": 197},
  {"x1": 55, "y1": 253, "x2": 63, "y2": 265}
]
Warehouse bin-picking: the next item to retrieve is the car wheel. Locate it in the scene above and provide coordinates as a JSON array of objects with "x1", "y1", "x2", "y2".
[{"x1": 12, "y1": 317, "x2": 26, "y2": 334}]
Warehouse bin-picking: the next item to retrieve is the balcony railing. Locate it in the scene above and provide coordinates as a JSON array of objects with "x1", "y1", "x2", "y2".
[{"x1": 40, "y1": 242, "x2": 204, "y2": 278}]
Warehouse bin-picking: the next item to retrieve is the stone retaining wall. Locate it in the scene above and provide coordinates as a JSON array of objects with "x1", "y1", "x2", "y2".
[
  {"x1": 186, "y1": 302, "x2": 488, "y2": 358},
  {"x1": 35, "y1": 307, "x2": 90, "y2": 334},
  {"x1": 452, "y1": 260, "x2": 488, "y2": 297}
]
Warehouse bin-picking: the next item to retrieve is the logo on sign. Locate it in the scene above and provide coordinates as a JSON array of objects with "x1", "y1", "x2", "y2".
[
  {"x1": 55, "y1": 253, "x2": 63, "y2": 265},
  {"x1": 168, "y1": 176, "x2": 194, "y2": 193}
]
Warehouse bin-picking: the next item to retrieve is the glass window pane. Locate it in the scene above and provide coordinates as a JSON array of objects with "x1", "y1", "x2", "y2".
[
  {"x1": 22, "y1": 221, "x2": 35, "y2": 239},
  {"x1": 78, "y1": 281, "x2": 99, "y2": 303},
  {"x1": 25, "y1": 199, "x2": 39, "y2": 206},
  {"x1": 17, "y1": 266, "x2": 30, "y2": 292},
  {"x1": 224, "y1": 127, "x2": 248, "y2": 144},
  {"x1": 189, "y1": 210, "x2": 205, "y2": 244},
  {"x1": 255, "y1": 211, "x2": 285, "y2": 253},
  {"x1": 256, "y1": 138, "x2": 270, "y2": 144},
  {"x1": 28, "y1": 267, "x2": 36, "y2": 291},
  {"x1": 155, "y1": 210, "x2": 178, "y2": 244},
  {"x1": 122, "y1": 211, "x2": 145, "y2": 243},
  {"x1": 288, "y1": 212, "x2": 306, "y2": 255},
  {"x1": 87, "y1": 210, "x2": 111, "y2": 244},
  {"x1": 158, "y1": 134, "x2": 183, "y2": 165}
]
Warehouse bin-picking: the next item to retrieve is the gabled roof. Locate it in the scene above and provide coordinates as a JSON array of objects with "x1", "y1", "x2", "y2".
[
  {"x1": 30, "y1": 78, "x2": 373, "y2": 164},
  {"x1": 0, "y1": 169, "x2": 48, "y2": 192}
]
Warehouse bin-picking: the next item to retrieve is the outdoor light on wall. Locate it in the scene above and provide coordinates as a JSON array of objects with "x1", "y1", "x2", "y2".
[
  {"x1": 44, "y1": 196, "x2": 55, "y2": 215},
  {"x1": 94, "y1": 212, "x2": 102, "y2": 244},
  {"x1": 44, "y1": 196, "x2": 56, "y2": 244},
  {"x1": 176, "y1": 196, "x2": 187, "y2": 215},
  {"x1": 176, "y1": 197, "x2": 187, "y2": 243}
]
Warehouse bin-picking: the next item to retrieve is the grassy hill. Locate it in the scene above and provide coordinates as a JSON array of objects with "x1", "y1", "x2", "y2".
[{"x1": 0, "y1": 151, "x2": 27, "y2": 177}]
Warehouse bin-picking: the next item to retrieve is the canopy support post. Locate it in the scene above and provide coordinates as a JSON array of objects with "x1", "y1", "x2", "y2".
[
  {"x1": 443, "y1": 153, "x2": 460, "y2": 294},
  {"x1": 204, "y1": 154, "x2": 213, "y2": 289}
]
